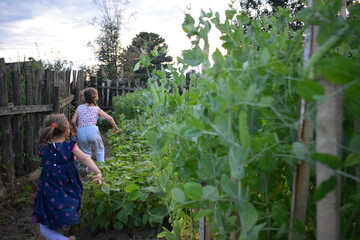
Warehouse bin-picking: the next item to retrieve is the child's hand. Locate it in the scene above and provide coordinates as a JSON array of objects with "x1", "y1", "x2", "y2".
[
  {"x1": 113, "y1": 126, "x2": 120, "y2": 133},
  {"x1": 71, "y1": 129, "x2": 77, "y2": 136},
  {"x1": 91, "y1": 173, "x2": 102, "y2": 185}
]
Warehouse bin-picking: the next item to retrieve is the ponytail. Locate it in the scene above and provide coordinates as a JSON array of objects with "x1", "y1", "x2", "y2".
[{"x1": 38, "y1": 114, "x2": 70, "y2": 146}]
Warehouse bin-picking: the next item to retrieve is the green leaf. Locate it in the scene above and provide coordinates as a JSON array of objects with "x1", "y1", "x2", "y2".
[
  {"x1": 241, "y1": 201, "x2": 258, "y2": 230},
  {"x1": 94, "y1": 190, "x2": 107, "y2": 199},
  {"x1": 182, "y1": 46, "x2": 207, "y2": 66},
  {"x1": 220, "y1": 174, "x2": 237, "y2": 198},
  {"x1": 212, "y1": 49, "x2": 225, "y2": 68},
  {"x1": 116, "y1": 209, "x2": 129, "y2": 224},
  {"x1": 134, "y1": 62, "x2": 140, "y2": 72},
  {"x1": 142, "y1": 213, "x2": 149, "y2": 225},
  {"x1": 259, "y1": 96, "x2": 274, "y2": 106},
  {"x1": 158, "y1": 232, "x2": 177, "y2": 240},
  {"x1": 229, "y1": 145, "x2": 246, "y2": 180},
  {"x1": 202, "y1": 185, "x2": 220, "y2": 201},
  {"x1": 96, "y1": 201, "x2": 106, "y2": 216},
  {"x1": 113, "y1": 221, "x2": 124, "y2": 230},
  {"x1": 125, "y1": 183, "x2": 140, "y2": 193},
  {"x1": 260, "y1": 48, "x2": 271, "y2": 65},
  {"x1": 349, "y1": 134, "x2": 360, "y2": 153},
  {"x1": 271, "y1": 202, "x2": 289, "y2": 225},
  {"x1": 101, "y1": 183, "x2": 110, "y2": 195},
  {"x1": 123, "y1": 202, "x2": 134, "y2": 215},
  {"x1": 128, "y1": 189, "x2": 140, "y2": 201},
  {"x1": 292, "y1": 142, "x2": 308, "y2": 161},
  {"x1": 344, "y1": 153, "x2": 360, "y2": 167},
  {"x1": 297, "y1": 8, "x2": 319, "y2": 25},
  {"x1": 296, "y1": 80, "x2": 325, "y2": 102},
  {"x1": 348, "y1": 3, "x2": 360, "y2": 17},
  {"x1": 184, "y1": 182, "x2": 203, "y2": 201},
  {"x1": 111, "y1": 200, "x2": 122, "y2": 212},
  {"x1": 194, "y1": 209, "x2": 213, "y2": 221},
  {"x1": 171, "y1": 188, "x2": 186, "y2": 203},
  {"x1": 312, "y1": 152, "x2": 341, "y2": 169},
  {"x1": 134, "y1": 217, "x2": 143, "y2": 227},
  {"x1": 182, "y1": 14, "x2": 197, "y2": 37},
  {"x1": 314, "y1": 176, "x2": 337, "y2": 202},
  {"x1": 319, "y1": 56, "x2": 360, "y2": 84},
  {"x1": 139, "y1": 53, "x2": 151, "y2": 67}
]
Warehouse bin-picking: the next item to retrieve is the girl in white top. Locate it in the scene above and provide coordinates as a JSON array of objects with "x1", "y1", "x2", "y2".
[{"x1": 71, "y1": 87, "x2": 119, "y2": 162}]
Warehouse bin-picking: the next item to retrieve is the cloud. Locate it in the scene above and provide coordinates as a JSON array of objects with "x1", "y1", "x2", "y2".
[
  {"x1": 0, "y1": 0, "x2": 98, "y2": 64},
  {"x1": 0, "y1": 0, "x2": 233, "y2": 67}
]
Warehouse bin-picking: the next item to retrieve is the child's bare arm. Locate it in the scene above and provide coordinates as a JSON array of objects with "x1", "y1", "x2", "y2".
[
  {"x1": 70, "y1": 109, "x2": 79, "y2": 136},
  {"x1": 98, "y1": 108, "x2": 120, "y2": 133},
  {"x1": 73, "y1": 144, "x2": 102, "y2": 185}
]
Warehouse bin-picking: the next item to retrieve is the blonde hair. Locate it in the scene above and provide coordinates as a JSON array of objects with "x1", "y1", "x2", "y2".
[{"x1": 38, "y1": 114, "x2": 70, "y2": 146}]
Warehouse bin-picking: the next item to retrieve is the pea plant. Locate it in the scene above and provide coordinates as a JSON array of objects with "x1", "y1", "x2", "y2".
[{"x1": 137, "y1": 2, "x2": 360, "y2": 240}]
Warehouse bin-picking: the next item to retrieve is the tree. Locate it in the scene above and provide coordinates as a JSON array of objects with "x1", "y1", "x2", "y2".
[
  {"x1": 88, "y1": 0, "x2": 133, "y2": 80},
  {"x1": 239, "y1": 0, "x2": 305, "y2": 30},
  {"x1": 120, "y1": 32, "x2": 173, "y2": 87}
]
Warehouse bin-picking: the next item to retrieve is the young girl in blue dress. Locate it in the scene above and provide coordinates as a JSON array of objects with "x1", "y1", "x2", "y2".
[{"x1": 32, "y1": 113, "x2": 102, "y2": 240}]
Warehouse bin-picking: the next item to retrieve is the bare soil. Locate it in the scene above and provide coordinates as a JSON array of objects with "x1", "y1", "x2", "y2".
[{"x1": 0, "y1": 135, "x2": 163, "y2": 240}]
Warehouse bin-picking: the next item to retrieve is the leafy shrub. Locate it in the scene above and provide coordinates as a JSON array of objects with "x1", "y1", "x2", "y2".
[{"x1": 113, "y1": 91, "x2": 146, "y2": 120}]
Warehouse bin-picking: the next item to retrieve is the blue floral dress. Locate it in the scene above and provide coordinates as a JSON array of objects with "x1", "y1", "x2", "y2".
[{"x1": 32, "y1": 138, "x2": 83, "y2": 229}]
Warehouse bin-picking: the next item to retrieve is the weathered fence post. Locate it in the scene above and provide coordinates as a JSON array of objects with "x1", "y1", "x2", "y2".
[
  {"x1": 74, "y1": 88, "x2": 81, "y2": 107},
  {"x1": 11, "y1": 63, "x2": 24, "y2": 177},
  {"x1": 97, "y1": 76, "x2": 103, "y2": 107},
  {"x1": 24, "y1": 64, "x2": 36, "y2": 169},
  {"x1": 0, "y1": 58, "x2": 15, "y2": 196},
  {"x1": 34, "y1": 68, "x2": 42, "y2": 154},
  {"x1": 44, "y1": 69, "x2": 52, "y2": 104},
  {"x1": 90, "y1": 75, "x2": 97, "y2": 88},
  {"x1": 53, "y1": 86, "x2": 60, "y2": 113}
]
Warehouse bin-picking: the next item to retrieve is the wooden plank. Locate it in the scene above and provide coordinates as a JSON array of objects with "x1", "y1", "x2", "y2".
[
  {"x1": 24, "y1": 65, "x2": 33, "y2": 105},
  {"x1": 24, "y1": 65, "x2": 36, "y2": 167},
  {"x1": 97, "y1": 85, "x2": 139, "y2": 91},
  {"x1": 0, "y1": 105, "x2": 52, "y2": 116},
  {"x1": 53, "y1": 86, "x2": 60, "y2": 113},
  {"x1": 71, "y1": 70, "x2": 76, "y2": 93},
  {"x1": 11, "y1": 63, "x2": 24, "y2": 176},
  {"x1": 44, "y1": 69, "x2": 51, "y2": 104},
  {"x1": 97, "y1": 78, "x2": 103, "y2": 107},
  {"x1": 33, "y1": 68, "x2": 42, "y2": 168},
  {"x1": 0, "y1": 58, "x2": 15, "y2": 190},
  {"x1": 60, "y1": 95, "x2": 74, "y2": 109}
]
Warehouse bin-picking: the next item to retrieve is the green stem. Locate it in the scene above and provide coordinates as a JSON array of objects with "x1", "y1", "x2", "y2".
[{"x1": 302, "y1": 25, "x2": 349, "y2": 79}]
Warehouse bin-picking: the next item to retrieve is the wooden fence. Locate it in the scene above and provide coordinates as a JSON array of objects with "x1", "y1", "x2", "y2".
[
  {"x1": 89, "y1": 77, "x2": 141, "y2": 110},
  {"x1": 0, "y1": 58, "x2": 144, "y2": 201},
  {"x1": 0, "y1": 58, "x2": 87, "y2": 200}
]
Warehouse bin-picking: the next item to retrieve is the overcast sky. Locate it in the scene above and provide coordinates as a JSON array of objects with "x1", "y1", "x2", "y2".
[{"x1": 0, "y1": 0, "x2": 234, "y2": 68}]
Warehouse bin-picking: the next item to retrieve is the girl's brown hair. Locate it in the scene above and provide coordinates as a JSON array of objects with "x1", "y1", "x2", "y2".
[
  {"x1": 83, "y1": 87, "x2": 98, "y2": 105},
  {"x1": 38, "y1": 114, "x2": 70, "y2": 146}
]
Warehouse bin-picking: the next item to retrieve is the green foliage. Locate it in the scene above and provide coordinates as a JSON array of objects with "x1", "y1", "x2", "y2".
[
  {"x1": 80, "y1": 1, "x2": 360, "y2": 238},
  {"x1": 137, "y1": 2, "x2": 360, "y2": 239},
  {"x1": 80, "y1": 118, "x2": 167, "y2": 232},
  {"x1": 113, "y1": 91, "x2": 146, "y2": 120},
  {"x1": 121, "y1": 32, "x2": 173, "y2": 86},
  {"x1": 89, "y1": 0, "x2": 133, "y2": 80}
]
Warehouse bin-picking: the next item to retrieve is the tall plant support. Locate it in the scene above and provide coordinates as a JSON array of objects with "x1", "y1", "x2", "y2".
[
  {"x1": 316, "y1": 1, "x2": 346, "y2": 239},
  {"x1": 288, "y1": 1, "x2": 314, "y2": 239},
  {"x1": 356, "y1": 118, "x2": 360, "y2": 231}
]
